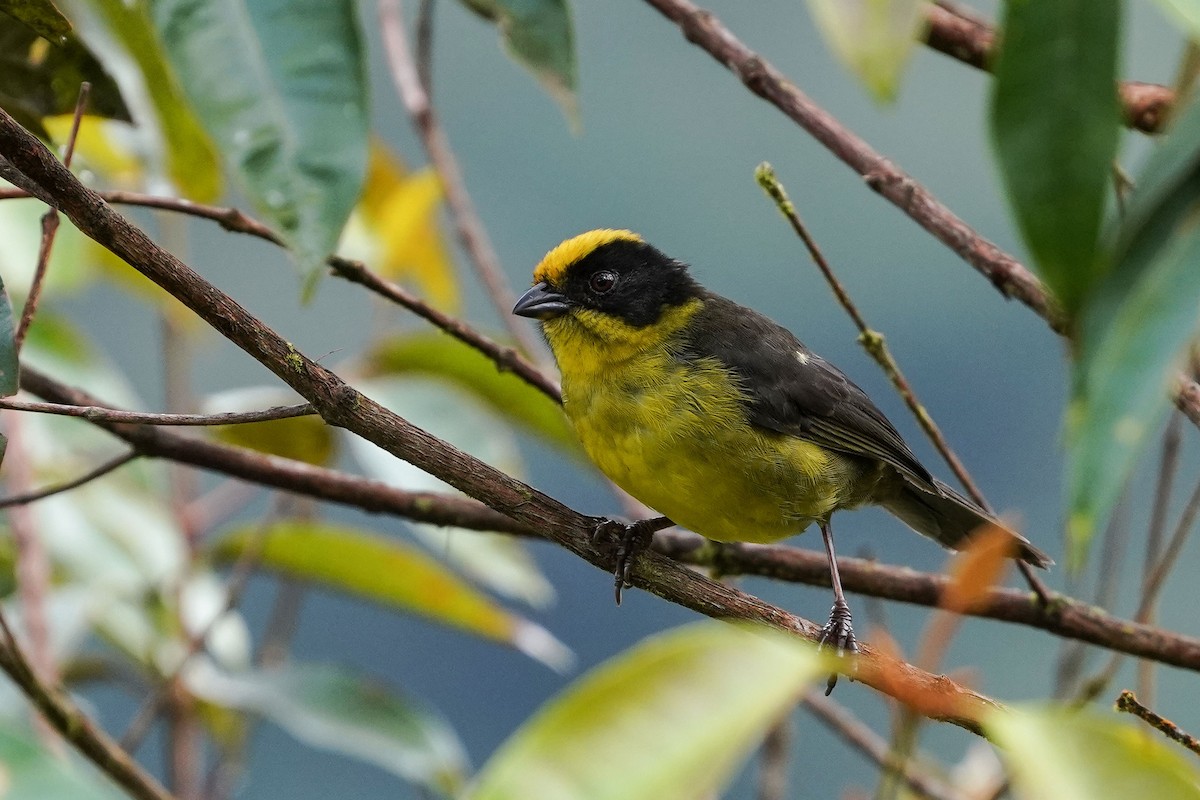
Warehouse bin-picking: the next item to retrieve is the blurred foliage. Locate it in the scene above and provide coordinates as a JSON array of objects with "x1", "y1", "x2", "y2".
[
  {"x1": 0, "y1": 0, "x2": 1198, "y2": 797},
  {"x1": 340, "y1": 142, "x2": 461, "y2": 312},
  {"x1": 1067, "y1": 91, "x2": 1200, "y2": 565},
  {"x1": 987, "y1": 705, "x2": 1200, "y2": 800},
  {"x1": 0, "y1": 0, "x2": 71, "y2": 42},
  {"x1": 805, "y1": 0, "x2": 928, "y2": 102},
  {"x1": 210, "y1": 520, "x2": 570, "y2": 670},
  {"x1": 458, "y1": 0, "x2": 578, "y2": 125},
  {"x1": 467, "y1": 623, "x2": 824, "y2": 800},
  {"x1": 0, "y1": 22, "x2": 128, "y2": 141},
  {"x1": 990, "y1": 0, "x2": 1120, "y2": 317}
]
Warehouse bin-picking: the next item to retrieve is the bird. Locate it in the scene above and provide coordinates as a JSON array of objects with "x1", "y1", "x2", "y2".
[{"x1": 512, "y1": 229, "x2": 1051, "y2": 668}]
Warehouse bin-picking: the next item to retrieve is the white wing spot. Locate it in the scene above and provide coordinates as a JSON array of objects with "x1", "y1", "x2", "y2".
[{"x1": 795, "y1": 350, "x2": 809, "y2": 365}]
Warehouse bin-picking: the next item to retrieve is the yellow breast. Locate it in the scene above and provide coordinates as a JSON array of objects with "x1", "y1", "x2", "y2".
[{"x1": 546, "y1": 309, "x2": 854, "y2": 544}]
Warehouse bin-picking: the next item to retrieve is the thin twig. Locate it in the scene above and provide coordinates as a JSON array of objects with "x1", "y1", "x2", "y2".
[
  {"x1": 376, "y1": 0, "x2": 543, "y2": 358},
  {"x1": 1137, "y1": 413, "x2": 1183, "y2": 703},
  {"x1": 0, "y1": 608, "x2": 176, "y2": 800},
  {"x1": 756, "y1": 715, "x2": 791, "y2": 800},
  {"x1": 0, "y1": 450, "x2": 138, "y2": 508},
  {"x1": 755, "y1": 163, "x2": 1050, "y2": 604},
  {"x1": 415, "y1": 0, "x2": 436, "y2": 100},
  {"x1": 1116, "y1": 690, "x2": 1200, "y2": 756},
  {"x1": 14, "y1": 82, "x2": 89, "y2": 351},
  {"x1": 0, "y1": 397, "x2": 316, "y2": 426},
  {"x1": 329, "y1": 256, "x2": 560, "y2": 401},
  {"x1": 0, "y1": 188, "x2": 285, "y2": 245},
  {"x1": 755, "y1": 163, "x2": 987, "y2": 507},
  {"x1": 804, "y1": 693, "x2": 962, "y2": 800}
]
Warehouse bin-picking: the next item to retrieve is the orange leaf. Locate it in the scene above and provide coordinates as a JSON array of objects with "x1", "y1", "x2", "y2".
[{"x1": 941, "y1": 523, "x2": 1017, "y2": 614}]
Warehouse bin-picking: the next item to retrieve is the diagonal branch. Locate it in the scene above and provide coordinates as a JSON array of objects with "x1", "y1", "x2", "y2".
[
  {"x1": 0, "y1": 108, "x2": 1001, "y2": 737},
  {"x1": 640, "y1": 0, "x2": 1200, "y2": 434},
  {"x1": 20, "y1": 366, "x2": 1200, "y2": 677}
]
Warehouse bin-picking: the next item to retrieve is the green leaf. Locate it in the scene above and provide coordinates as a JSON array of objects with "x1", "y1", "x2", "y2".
[
  {"x1": 0, "y1": 0, "x2": 71, "y2": 42},
  {"x1": 0, "y1": 273, "x2": 17, "y2": 397},
  {"x1": 189, "y1": 662, "x2": 469, "y2": 796},
  {"x1": 1067, "y1": 96, "x2": 1200, "y2": 566},
  {"x1": 0, "y1": 721, "x2": 125, "y2": 799},
  {"x1": 60, "y1": 0, "x2": 221, "y2": 201},
  {"x1": 210, "y1": 520, "x2": 571, "y2": 670},
  {"x1": 350, "y1": 376, "x2": 557, "y2": 608},
  {"x1": 148, "y1": 0, "x2": 368, "y2": 280},
  {"x1": 990, "y1": 0, "x2": 1121, "y2": 315},
  {"x1": 1153, "y1": 0, "x2": 1200, "y2": 38},
  {"x1": 459, "y1": 0, "x2": 578, "y2": 125},
  {"x1": 366, "y1": 332, "x2": 577, "y2": 455},
  {"x1": 804, "y1": 0, "x2": 929, "y2": 102},
  {"x1": 466, "y1": 623, "x2": 824, "y2": 800},
  {"x1": 987, "y1": 705, "x2": 1200, "y2": 800},
  {"x1": 0, "y1": 23, "x2": 128, "y2": 142}
]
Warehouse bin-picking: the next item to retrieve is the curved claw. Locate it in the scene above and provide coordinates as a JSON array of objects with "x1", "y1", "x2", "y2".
[
  {"x1": 591, "y1": 518, "x2": 656, "y2": 606},
  {"x1": 817, "y1": 600, "x2": 858, "y2": 694}
]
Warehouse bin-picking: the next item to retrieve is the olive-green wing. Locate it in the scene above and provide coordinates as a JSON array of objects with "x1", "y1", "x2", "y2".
[{"x1": 681, "y1": 295, "x2": 935, "y2": 490}]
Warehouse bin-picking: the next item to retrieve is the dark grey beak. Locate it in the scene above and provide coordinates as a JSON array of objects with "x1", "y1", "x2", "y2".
[{"x1": 513, "y1": 282, "x2": 570, "y2": 319}]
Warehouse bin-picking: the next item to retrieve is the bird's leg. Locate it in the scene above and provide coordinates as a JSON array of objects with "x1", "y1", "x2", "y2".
[
  {"x1": 817, "y1": 519, "x2": 858, "y2": 694},
  {"x1": 591, "y1": 516, "x2": 673, "y2": 605}
]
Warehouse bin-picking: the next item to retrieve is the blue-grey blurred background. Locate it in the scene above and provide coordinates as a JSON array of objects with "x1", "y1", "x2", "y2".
[{"x1": 66, "y1": 0, "x2": 1197, "y2": 797}]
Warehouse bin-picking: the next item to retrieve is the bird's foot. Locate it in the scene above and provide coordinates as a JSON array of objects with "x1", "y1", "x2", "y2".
[
  {"x1": 817, "y1": 600, "x2": 859, "y2": 695},
  {"x1": 590, "y1": 517, "x2": 663, "y2": 605}
]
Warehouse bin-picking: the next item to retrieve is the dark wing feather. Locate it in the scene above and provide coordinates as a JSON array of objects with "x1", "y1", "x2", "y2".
[{"x1": 680, "y1": 294, "x2": 935, "y2": 489}]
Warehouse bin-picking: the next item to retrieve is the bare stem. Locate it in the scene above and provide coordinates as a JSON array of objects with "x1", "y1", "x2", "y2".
[
  {"x1": 0, "y1": 609, "x2": 176, "y2": 800},
  {"x1": 14, "y1": 82, "x2": 89, "y2": 351},
  {"x1": 376, "y1": 0, "x2": 543, "y2": 358},
  {"x1": 0, "y1": 397, "x2": 315, "y2": 426},
  {"x1": 755, "y1": 163, "x2": 1049, "y2": 603},
  {"x1": 0, "y1": 450, "x2": 138, "y2": 508},
  {"x1": 1116, "y1": 690, "x2": 1200, "y2": 756}
]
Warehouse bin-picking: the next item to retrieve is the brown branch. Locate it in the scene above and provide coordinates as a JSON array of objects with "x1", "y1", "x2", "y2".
[
  {"x1": 20, "y1": 364, "x2": 1200, "y2": 689},
  {"x1": 0, "y1": 397, "x2": 315, "y2": 426},
  {"x1": 0, "y1": 612, "x2": 175, "y2": 800},
  {"x1": 0, "y1": 450, "x2": 138, "y2": 508},
  {"x1": 21, "y1": 364, "x2": 1200, "y2": 679},
  {"x1": 18, "y1": 366, "x2": 527, "y2": 534},
  {"x1": 0, "y1": 111, "x2": 1004, "y2": 737},
  {"x1": 0, "y1": 188, "x2": 561, "y2": 407},
  {"x1": 643, "y1": 0, "x2": 1065, "y2": 333},
  {"x1": 1116, "y1": 690, "x2": 1200, "y2": 756},
  {"x1": 923, "y1": 4, "x2": 1173, "y2": 134},
  {"x1": 328, "y1": 256, "x2": 560, "y2": 401},
  {"x1": 655, "y1": 533, "x2": 1200, "y2": 674},
  {"x1": 642, "y1": 0, "x2": 1200, "y2": 439},
  {"x1": 376, "y1": 0, "x2": 543, "y2": 359},
  {"x1": 0, "y1": 188, "x2": 286, "y2": 247}
]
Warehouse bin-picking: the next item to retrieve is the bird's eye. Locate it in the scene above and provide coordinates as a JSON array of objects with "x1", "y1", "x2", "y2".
[{"x1": 589, "y1": 270, "x2": 617, "y2": 295}]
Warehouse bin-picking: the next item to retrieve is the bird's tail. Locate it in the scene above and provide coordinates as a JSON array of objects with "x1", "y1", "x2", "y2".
[{"x1": 880, "y1": 477, "x2": 1052, "y2": 568}]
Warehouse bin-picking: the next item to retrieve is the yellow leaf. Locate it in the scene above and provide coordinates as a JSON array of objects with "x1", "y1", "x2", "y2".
[{"x1": 353, "y1": 141, "x2": 459, "y2": 312}]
